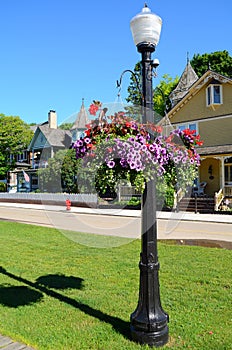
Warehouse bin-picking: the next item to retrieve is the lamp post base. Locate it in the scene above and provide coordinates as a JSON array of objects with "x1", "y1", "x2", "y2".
[{"x1": 131, "y1": 325, "x2": 169, "y2": 347}]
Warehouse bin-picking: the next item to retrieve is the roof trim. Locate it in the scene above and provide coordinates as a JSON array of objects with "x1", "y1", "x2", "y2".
[
  {"x1": 167, "y1": 70, "x2": 232, "y2": 119},
  {"x1": 198, "y1": 144, "x2": 232, "y2": 156}
]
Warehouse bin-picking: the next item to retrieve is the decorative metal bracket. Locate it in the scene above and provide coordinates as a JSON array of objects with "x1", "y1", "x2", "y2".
[{"x1": 116, "y1": 69, "x2": 142, "y2": 96}]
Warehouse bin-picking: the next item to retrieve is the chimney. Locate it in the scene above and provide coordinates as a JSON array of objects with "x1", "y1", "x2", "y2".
[{"x1": 48, "y1": 110, "x2": 57, "y2": 129}]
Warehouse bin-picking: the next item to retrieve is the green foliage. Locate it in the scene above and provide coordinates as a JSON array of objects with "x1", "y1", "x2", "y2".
[
  {"x1": 61, "y1": 149, "x2": 80, "y2": 193},
  {"x1": 0, "y1": 114, "x2": 33, "y2": 177},
  {"x1": 38, "y1": 149, "x2": 79, "y2": 193},
  {"x1": 153, "y1": 74, "x2": 179, "y2": 116},
  {"x1": 38, "y1": 151, "x2": 64, "y2": 192},
  {"x1": 164, "y1": 186, "x2": 175, "y2": 208},
  {"x1": 0, "y1": 221, "x2": 231, "y2": 350},
  {"x1": 59, "y1": 122, "x2": 74, "y2": 130},
  {"x1": 0, "y1": 182, "x2": 6, "y2": 192},
  {"x1": 126, "y1": 62, "x2": 142, "y2": 106},
  {"x1": 191, "y1": 50, "x2": 232, "y2": 78}
]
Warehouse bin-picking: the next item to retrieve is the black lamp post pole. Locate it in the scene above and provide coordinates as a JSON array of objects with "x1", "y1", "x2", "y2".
[{"x1": 130, "y1": 42, "x2": 169, "y2": 347}]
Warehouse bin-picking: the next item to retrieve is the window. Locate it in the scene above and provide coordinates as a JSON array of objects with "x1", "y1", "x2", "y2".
[
  {"x1": 17, "y1": 151, "x2": 27, "y2": 162},
  {"x1": 206, "y1": 84, "x2": 222, "y2": 106},
  {"x1": 225, "y1": 157, "x2": 232, "y2": 185},
  {"x1": 178, "y1": 125, "x2": 186, "y2": 131},
  {"x1": 189, "y1": 123, "x2": 197, "y2": 135},
  {"x1": 10, "y1": 154, "x2": 14, "y2": 162},
  {"x1": 177, "y1": 122, "x2": 198, "y2": 135}
]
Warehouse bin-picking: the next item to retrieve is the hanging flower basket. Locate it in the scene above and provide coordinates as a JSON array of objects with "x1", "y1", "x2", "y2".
[{"x1": 72, "y1": 101, "x2": 203, "y2": 197}]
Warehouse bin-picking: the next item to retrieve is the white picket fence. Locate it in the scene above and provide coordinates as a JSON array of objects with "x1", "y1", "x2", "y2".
[{"x1": 0, "y1": 192, "x2": 98, "y2": 205}]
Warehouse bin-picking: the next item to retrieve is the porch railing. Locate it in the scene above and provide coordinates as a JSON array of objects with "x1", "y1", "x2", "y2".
[
  {"x1": 214, "y1": 188, "x2": 224, "y2": 211},
  {"x1": 173, "y1": 188, "x2": 185, "y2": 211},
  {"x1": 117, "y1": 185, "x2": 141, "y2": 202}
]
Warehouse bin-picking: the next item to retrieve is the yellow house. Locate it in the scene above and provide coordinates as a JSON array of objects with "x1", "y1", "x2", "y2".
[{"x1": 163, "y1": 62, "x2": 232, "y2": 207}]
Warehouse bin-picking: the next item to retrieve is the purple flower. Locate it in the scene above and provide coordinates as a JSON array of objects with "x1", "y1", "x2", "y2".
[
  {"x1": 136, "y1": 135, "x2": 146, "y2": 144},
  {"x1": 149, "y1": 144, "x2": 156, "y2": 152},
  {"x1": 107, "y1": 160, "x2": 115, "y2": 168},
  {"x1": 141, "y1": 145, "x2": 147, "y2": 151},
  {"x1": 134, "y1": 142, "x2": 140, "y2": 149},
  {"x1": 182, "y1": 157, "x2": 187, "y2": 164},
  {"x1": 84, "y1": 137, "x2": 91, "y2": 144},
  {"x1": 75, "y1": 139, "x2": 83, "y2": 147},
  {"x1": 120, "y1": 158, "x2": 128, "y2": 168},
  {"x1": 81, "y1": 145, "x2": 87, "y2": 152},
  {"x1": 129, "y1": 161, "x2": 136, "y2": 169},
  {"x1": 131, "y1": 123, "x2": 138, "y2": 130}
]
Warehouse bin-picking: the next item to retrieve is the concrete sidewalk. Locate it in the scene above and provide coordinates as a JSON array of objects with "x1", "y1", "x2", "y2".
[
  {"x1": 0, "y1": 334, "x2": 35, "y2": 349},
  {"x1": 1, "y1": 201, "x2": 232, "y2": 224}
]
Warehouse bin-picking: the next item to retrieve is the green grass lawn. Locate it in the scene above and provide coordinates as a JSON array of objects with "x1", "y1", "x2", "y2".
[{"x1": 0, "y1": 220, "x2": 231, "y2": 350}]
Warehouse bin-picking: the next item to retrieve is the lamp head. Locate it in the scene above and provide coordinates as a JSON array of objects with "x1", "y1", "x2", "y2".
[{"x1": 130, "y1": 4, "x2": 162, "y2": 51}]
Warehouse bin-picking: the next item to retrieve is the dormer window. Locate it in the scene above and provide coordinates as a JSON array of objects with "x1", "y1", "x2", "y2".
[{"x1": 206, "y1": 84, "x2": 222, "y2": 107}]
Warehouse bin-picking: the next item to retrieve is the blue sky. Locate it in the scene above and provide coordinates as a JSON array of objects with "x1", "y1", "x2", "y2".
[{"x1": 0, "y1": 0, "x2": 231, "y2": 125}]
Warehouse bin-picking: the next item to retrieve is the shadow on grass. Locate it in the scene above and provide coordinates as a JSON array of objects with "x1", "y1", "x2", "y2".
[
  {"x1": 0, "y1": 285, "x2": 43, "y2": 307},
  {"x1": 36, "y1": 274, "x2": 84, "y2": 290},
  {"x1": 0, "y1": 266, "x2": 131, "y2": 339}
]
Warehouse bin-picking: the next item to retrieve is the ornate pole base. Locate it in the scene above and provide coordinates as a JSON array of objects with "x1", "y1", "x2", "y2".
[
  {"x1": 131, "y1": 324, "x2": 169, "y2": 347},
  {"x1": 130, "y1": 259, "x2": 169, "y2": 347}
]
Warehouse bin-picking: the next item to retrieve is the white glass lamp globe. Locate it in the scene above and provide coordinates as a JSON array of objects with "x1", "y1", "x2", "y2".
[{"x1": 130, "y1": 4, "x2": 162, "y2": 48}]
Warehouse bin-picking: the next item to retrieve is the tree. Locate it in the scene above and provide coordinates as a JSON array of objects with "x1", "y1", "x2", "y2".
[
  {"x1": 61, "y1": 149, "x2": 80, "y2": 193},
  {"x1": 191, "y1": 50, "x2": 232, "y2": 78},
  {"x1": 153, "y1": 74, "x2": 179, "y2": 116},
  {"x1": 0, "y1": 114, "x2": 33, "y2": 177},
  {"x1": 38, "y1": 149, "x2": 79, "y2": 193},
  {"x1": 126, "y1": 62, "x2": 178, "y2": 117},
  {"x1": 59, "y1": 122, "x2": 74, "y2": 130},
  {"x1": 126, "y1": 62, "x2": 142, "y2": 106}
]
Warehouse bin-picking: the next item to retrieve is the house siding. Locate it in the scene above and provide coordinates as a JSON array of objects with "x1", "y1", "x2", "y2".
[
  {"x1": 169, "y1": 83, "x2": 232, "y2": 123},
  {"x1": 199, "y1": 116, "x2": 232, "y2": 147}
]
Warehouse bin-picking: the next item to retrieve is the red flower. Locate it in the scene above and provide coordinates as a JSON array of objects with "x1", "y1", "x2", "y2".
[
  {"x1": 196, "y1": 140, "x2": 204, "y2": 146},
  {"x1": 183, "y1": 128, "x2": 195, "y2": 135},
  {"x1": 156, "y1": 125, "x2": 163, "y2": 133},
  {"x1": 89, "y1": 103, "x2": 100, "y2": 116},
  {"x1": 166, "y1": 135, "x2": 173, "y2": 143},
  {"x1": 85, "y1": 129, "x2": 91, "y2": 136}
]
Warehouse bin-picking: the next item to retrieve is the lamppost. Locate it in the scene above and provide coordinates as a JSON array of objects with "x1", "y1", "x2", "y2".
[{"x1": 129, "y1": 4, "x2": 169, "y2": 347}]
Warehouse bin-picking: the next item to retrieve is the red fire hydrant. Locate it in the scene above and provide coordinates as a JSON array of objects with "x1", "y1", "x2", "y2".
[{"x1": 66, "y1": 199, "x2": 71, "y2": 211}]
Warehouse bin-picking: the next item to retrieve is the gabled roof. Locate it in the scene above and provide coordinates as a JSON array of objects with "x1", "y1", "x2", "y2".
[
  {"x1": 169, "y1": 61, "x2": 198, "y2": 106},
  {"x1": 71, "y1": 99, "x2": 89, "y2": 130},
  {"x1": 39, "y1": 125, "x2": 72, "y2": 147},
  {"x1": 28, "y1": 125, "x2": 72, "y2": 150},
  {"x1": 167, "y1": 70, "x2": 232, "y2": 120}
]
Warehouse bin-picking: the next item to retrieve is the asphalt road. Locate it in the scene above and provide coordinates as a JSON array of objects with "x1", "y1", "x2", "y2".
[{"x1": 0, "y1": 205, "x2": 232, "y2": 246}]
